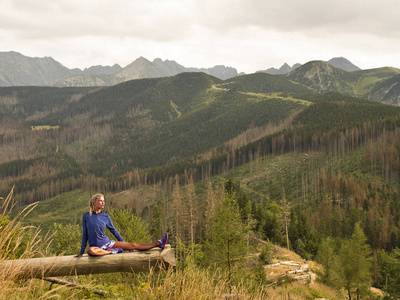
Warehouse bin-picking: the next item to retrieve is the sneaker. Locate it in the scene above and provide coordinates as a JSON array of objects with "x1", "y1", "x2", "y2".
[
  {"x1": 106, "y1": 247, "x2": 123, "y2": 254},
  {"x1": 158, "y1": 233, "x2": 168, "y2": 250}
]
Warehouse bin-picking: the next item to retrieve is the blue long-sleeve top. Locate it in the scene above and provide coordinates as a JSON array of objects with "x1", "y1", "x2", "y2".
[{"x1": 80, "y1": 212, "x2": 124, "y2": 254}]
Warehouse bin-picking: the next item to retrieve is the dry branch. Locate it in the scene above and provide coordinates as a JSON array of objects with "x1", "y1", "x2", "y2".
[{"x1": 43, "y1": 277, "x2": 118, "y2": 297}]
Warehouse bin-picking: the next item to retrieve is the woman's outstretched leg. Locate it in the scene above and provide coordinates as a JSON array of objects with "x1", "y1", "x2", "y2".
[
  {"x1": 113, "y1": 241, "x2": 158, "y2": 251},
  {"x1": 114, "y1": 233, "x2": 168, "y2": 251}
]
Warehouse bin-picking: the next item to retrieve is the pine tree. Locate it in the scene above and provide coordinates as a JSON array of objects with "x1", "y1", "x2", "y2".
[
  {"x1": 377, "y1": 248, "x2": 400, "y2": 298},
  {"x1": 150, "y1": 204, "x2": 163, "y2": 239},
  {"x1": 107, "y1": 209, "x2": 152, "y2": 243},
  {"x1": 316, "y1": 237, "x2": 341, "y2": 287},
  {"x1": 204, "y1": 187, "x2": 248, "y2": 290},
  {"x1": 337, "y1": 223, "x2": 372, "y2": 300}
]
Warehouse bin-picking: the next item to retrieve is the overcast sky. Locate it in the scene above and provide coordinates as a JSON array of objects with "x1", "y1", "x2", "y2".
[{"x1": 0, "y1": 0, "x2": 399, "y2": 73}]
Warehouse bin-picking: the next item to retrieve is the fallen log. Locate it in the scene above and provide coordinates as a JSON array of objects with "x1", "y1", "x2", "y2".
[
  {"x1": 2, "y1": 245, "x2": 175, "y2": 279},
  {"x1": 292, "y1": 274, "x2": 310, "y2": 281},
  {"x1": 279, "y1": 261, "x2": 301, "y2": 267},
  {"x1": 264, "y1": 261, "x2": 301, "y2": 269},
  {"x1": 286, "y1": 268, "x2": 309, "y2": 274}
]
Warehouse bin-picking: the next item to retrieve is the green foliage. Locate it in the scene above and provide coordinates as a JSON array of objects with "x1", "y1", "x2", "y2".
[
  {"x1": 93, "y1": 88, "x2": 304, "y2": 174},
  {"x1": 338, "y1": 223, "x2": 372, "y2": 300},
  {"x1": 317, "y1": 223, "x2": 372, "y2": 300},
  {"x1": 293, "y1": 92, "x2": 400, "y2": 132},
  {"x1": 51, "y1": 222, "x2": 82, "y2": 255},
  {"x1": 288, "y1": 209, "x2": 320, "y2": 259},
  {"x1": 107, "y1": 209, "x2": 152, "y2": 243},
  {"x1": 0, "y1": 190, "x2": 49, "y2": 261},
  {"x1": 353, "y1": 67, "x2": 400, "y2": 79},
  {"x1": 15, "y1": 190, "x2": 89, "y2": 231},
  {"x1": 0, "y1": 215, "x2": 17, "y2": 259},
  {"x1": 316, "y1": 237, "x2": 341, "y2": 287},
  {"x1": 253, "y1": 202, "x2": 283, "y2": 245},
  {"x1": 149, "y1": 204, "x2": 163, "y2": 240},
  {"x1": 204, "y1": 190, "x2": 248, "y2": 271},
  {"x1": 174, "y1": 237, "x2": 206, "y2": 268},
  {"x1": 222, "y1": 72, "x2": 313, "y2": 94},
  {"x1": 377, "y1": 248, "x2": 400, "y2": 298},
  {"x1": 0, "y1": 86, "x2": 94, "y2": 123},
  {"x1": 258, "y1": 241, "x2": 274, "y2": 265}
]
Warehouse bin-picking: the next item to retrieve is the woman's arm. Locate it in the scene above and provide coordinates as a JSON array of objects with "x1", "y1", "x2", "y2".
[
  {"x1": 106, "y1": 215, "x2": 124, "y2": 242},
  {"x1": 78, "y1": 214, "x2": 89, "y2": 255}
]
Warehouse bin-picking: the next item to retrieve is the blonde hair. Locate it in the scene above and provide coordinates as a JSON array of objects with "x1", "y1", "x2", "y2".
[{"x1": 89, "y1": 193, "x2": 104, "y2": 215}]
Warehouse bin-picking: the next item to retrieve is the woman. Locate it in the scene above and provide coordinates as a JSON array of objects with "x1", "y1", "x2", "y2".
[{"x1": 76, "y1": 193, "x2": 168, "y2": 256}]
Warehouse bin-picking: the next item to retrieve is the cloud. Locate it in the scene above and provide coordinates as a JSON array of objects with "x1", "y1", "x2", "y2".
[
  {"x1": 0, "y1": 0, "x2": 399, "y2": 72},
  {"x1": 2, "y1": 0, "x2": 399, "y2": 41},
  {"x1": 195, "y1": 0, "x2": 400, "y2": 38},
  {"x1": 0, "y1": 0, "x2": 194, "y2": 41}
]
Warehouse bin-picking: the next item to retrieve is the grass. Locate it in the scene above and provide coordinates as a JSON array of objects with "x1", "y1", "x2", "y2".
[
  {"x1": 16, "y1": 189, "x2": 91, "y2": 231},
  {"x1": 353, "y1": 76, "x2": 383, "y2": 96},
  {"x1": 240, "y1": 91, "x2": 313, "y2": 106},
  {"x1": 66, "y1": 245, "x2": 341, "y2": 300},
  {"x1": 0, "y1": 188, "x2": 81, "y2": 299},
  {"x1": 265, "y1": 282, "x2": 340, "y2": 300}
]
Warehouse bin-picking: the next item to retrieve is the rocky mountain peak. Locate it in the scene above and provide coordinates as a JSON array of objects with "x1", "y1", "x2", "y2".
[
  {"x1": 328, "y1": 57, "x2": 361, "y2": 72},
  {"x1": 257, "y1": 62, "x2": 301, "y2": 75}
]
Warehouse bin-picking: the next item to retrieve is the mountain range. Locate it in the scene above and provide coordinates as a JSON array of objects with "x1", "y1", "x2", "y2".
[
  {"x1": 0, "y1": 51, "x2": 371, "y2": 87},
  {"x1": 1, "y1": 51, "x2": 399, "y2": 105},
  {"x1": 0, "y1": 51, "x2": 243, "y2": 87}
]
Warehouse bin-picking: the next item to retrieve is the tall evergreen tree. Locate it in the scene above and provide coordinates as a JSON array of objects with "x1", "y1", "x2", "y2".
[
  {"x1": 150, "y1": 204, "x2": 163, "y2": 239},
  {"x1": 204, "y1": 188, "x2": 248, "y2": 290},
  {"x1": 337, "y1": 223, "x2": 372, "y2": 300},
  {"x1": 316, "y1": 237, "x2": 341, "y2": 287},
  {"x1": 377, "y1": 248, "x2": 400, "y2": 298}
]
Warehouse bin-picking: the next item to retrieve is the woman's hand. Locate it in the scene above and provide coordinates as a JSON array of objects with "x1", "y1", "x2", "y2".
[{"x1": 74, "y1": 253, "x2": 83, "y2": 257}]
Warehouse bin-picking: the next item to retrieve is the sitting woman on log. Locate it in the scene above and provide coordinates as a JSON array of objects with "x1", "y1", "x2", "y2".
[{"x1": 76, "y1": 193, "x2": 168, "y2": 257}]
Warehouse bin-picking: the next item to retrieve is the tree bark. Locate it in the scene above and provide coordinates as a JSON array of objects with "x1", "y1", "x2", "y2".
[{"x1": 2, "y1": 245, "x2": 175, "y2": 279}]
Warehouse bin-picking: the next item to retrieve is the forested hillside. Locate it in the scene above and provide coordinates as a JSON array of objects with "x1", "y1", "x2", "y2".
[
  {"x1": 2, "y1": 72, "x2": 400, "y2": 206},
  {"x1": 0, "y1": 72, "x2": 312, "y2": 204}
]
